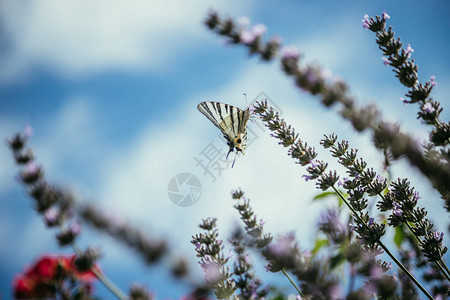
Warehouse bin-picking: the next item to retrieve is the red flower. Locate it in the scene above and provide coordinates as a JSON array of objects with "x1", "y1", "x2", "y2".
[
  {"x1": 26, "y1": 255, "x2": 60, "y2": 280},
  {"x1": 13, "y1": 254, "x2": 99, "y2": 299},
  {"x1": 13, "y1": 275, "x2": 35, "y2": 299}
]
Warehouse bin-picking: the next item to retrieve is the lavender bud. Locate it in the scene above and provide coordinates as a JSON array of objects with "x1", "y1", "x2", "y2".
[
  {"x1": 44, "y1": 206, "x2": 60, "y2": 226},
  {"x1": 129, "y1": 284, "x2": 153, "y2": 300},
  {"x1": 419, "y1": 231, "x2": 447, "y2": 262},
  {"x1": 20, "y1": 163, "x2": 43, "y2": 184},
  {"x1": 362, "y1": 14, "x2": 371, "y2": 29},
  {"x1": 429, "y1": 75, "x2": 437, "y2": 87},
  {"x1": 14, "y1": 148, "x2": 34, "y2": 165},
  {"x1": 74, "y1": 247, "x2": 101, "y2": 272},
  {"x1": 56, "y1": 221, "x2": 81, "y2": 246}
]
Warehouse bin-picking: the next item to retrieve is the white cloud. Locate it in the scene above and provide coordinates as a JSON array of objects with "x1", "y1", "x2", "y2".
[{"x1": 0, "y1": 0, "x2": 250, "y2": 82}]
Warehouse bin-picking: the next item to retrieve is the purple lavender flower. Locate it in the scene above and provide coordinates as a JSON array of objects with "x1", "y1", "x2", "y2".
[
  {"x1": 247, "y1": 105, "x2": 257, "y2": 115},
  {"x1": 405, "y1": 44, "x2": 414, "y2": 58},
  {"x1": 382, "y1": 11, "x2": 390, "y2": 20},
  {"x1": 44, "y1": 206, "x2": 59, "y2": 226},
  {"x1": 70, "y1": 220, "x2": 82, "y2": 235},
  {"x1": 269, "y1": 233, "x2": 295, "y2": 256},
  {"x1": 305, "y1": 68, "x2": 318, "y2": 85},
  {"x1": 422, "y1": 102, "x2": 435, "y2": 114},
  {"x1": 251, "y1": 24, "x2": 267, "y2": 37},
  {"x1": 348, "y1": 223, "x2": 355, "y2": 232},
  {"x1": 56, "y1": 220, "x2": 81, "y2": 245},
  {"x1": 425, "y1": 267, "x2": 436, "y2": 276},
  {"x1": 200, "y1": 256, "x2": 222, "y2": 283},
  {"x1": 362, "y1": 14, "x2": 370, "y2": 29},
  {"x1": 413, "y1": 191, "x2": 422, "y2": 201},
  {"x1": 243, "y1": 254, "x2": 251, "y2": 265},
  {"x1": 259, "y1": 218, "x2": 266, "y2": 226},
  {"x1": 432, "y1": 231, "x2": 444, "y2": 241},
  {"x1": 375, "y1": 174, "x2": 386, "y2": 184},
  {"x1": 281, "y1": 45, "x2": 300, "y2": 60},
  {"x1": 25, "y1": 163, "x2": 38, "y2": 176},
  {"x1": 392, "y1": 202, "x2": 403, "y2": 217},
  {"x1": 381, "y1": 57, "x2": 391, "y2": 66},
  {"x1": 249, "y1": 281, "x2": 258, "y2": 298},
  {"x1": 430, "y1": 75, "x2": 438, "y2": 87},
  {"x1": 370, "y1": 265, "x2": 383, "y2": 279},
  {"x1": 310, "y1": 160, "x2": 318, "y2": 168},
  {"x1": 320, "y1": 68, "x2": 332, "y2": 80},
  {"x1": 240, "y1": 30, "x2": 255, "y2": 44},
  {"x1": 20, "y1": 162, "x2": 42, "y2": 184},
  {"x1": 368, "y1": 218, "x2": 375, "y2": 226},
  {"x1": 24, "y1": 125, "x2": 33, "y2": 138},
  {"x1": 399, "y1": 97, "x2": 408, "y2": 105},
  {"x1": 302, "y1": 174, "x2": 312, "y2": 181}
]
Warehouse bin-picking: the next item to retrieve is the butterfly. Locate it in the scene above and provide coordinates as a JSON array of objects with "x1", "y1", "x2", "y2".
[{"x1": 197, "y1": 101, "x2": 251, "y2": 167}]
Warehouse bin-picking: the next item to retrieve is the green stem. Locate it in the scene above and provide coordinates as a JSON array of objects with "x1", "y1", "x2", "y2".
[
  {"x1": 436, "y1": 259, "x2": 450, "y2": 282},
  {"x1": 331, "y1": 186, "x2": 434, "y2": 300},
  {"x1": 281, "y1": 268, "x2": 304, "y2": 298},
  {"x1": 440, "y1": 259, "x2": 450, "y2": 279},
  {"x1": 377, "y1": 242, "x2": 433, "y2": 300}
]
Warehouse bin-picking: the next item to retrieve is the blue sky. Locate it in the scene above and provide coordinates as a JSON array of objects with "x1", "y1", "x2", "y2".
[{"x1": 0, "y1": 1, "x2": 449, "y2": 299}]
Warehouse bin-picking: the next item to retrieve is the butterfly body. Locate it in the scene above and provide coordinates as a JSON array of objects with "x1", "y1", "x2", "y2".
[{"x1": 197, "y1": 101, "x2": 251, "y2": 162}]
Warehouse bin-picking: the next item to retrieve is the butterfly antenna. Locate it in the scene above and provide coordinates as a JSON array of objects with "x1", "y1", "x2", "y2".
[{"x1": 243, "y1": 93, "x2": 248, "y2": 105}]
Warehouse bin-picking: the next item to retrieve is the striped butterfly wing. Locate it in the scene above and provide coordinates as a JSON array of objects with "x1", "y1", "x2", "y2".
[{"x1": 197, "y1": 101, "x2": 251, "y2": 157}]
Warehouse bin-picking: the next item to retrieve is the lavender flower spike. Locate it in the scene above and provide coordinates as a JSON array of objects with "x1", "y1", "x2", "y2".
[
  {"x1": 430, "y1": 75, "x2": 438, "y2": 87},
  {"x1": 362, "y1": 14, "x2": 370, "y2": 29}
]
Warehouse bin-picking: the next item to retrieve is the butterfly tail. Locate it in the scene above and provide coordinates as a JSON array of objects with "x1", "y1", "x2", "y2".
[
  {"x1": 231, "y1": 155, "x2": 236, "y2": 168},
  {"x1": 226, "y1": 147, "x2": 237, "y2": 168},
  {"x1": 226, "y1": 147, "x2": 233, "y2": 160}
]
